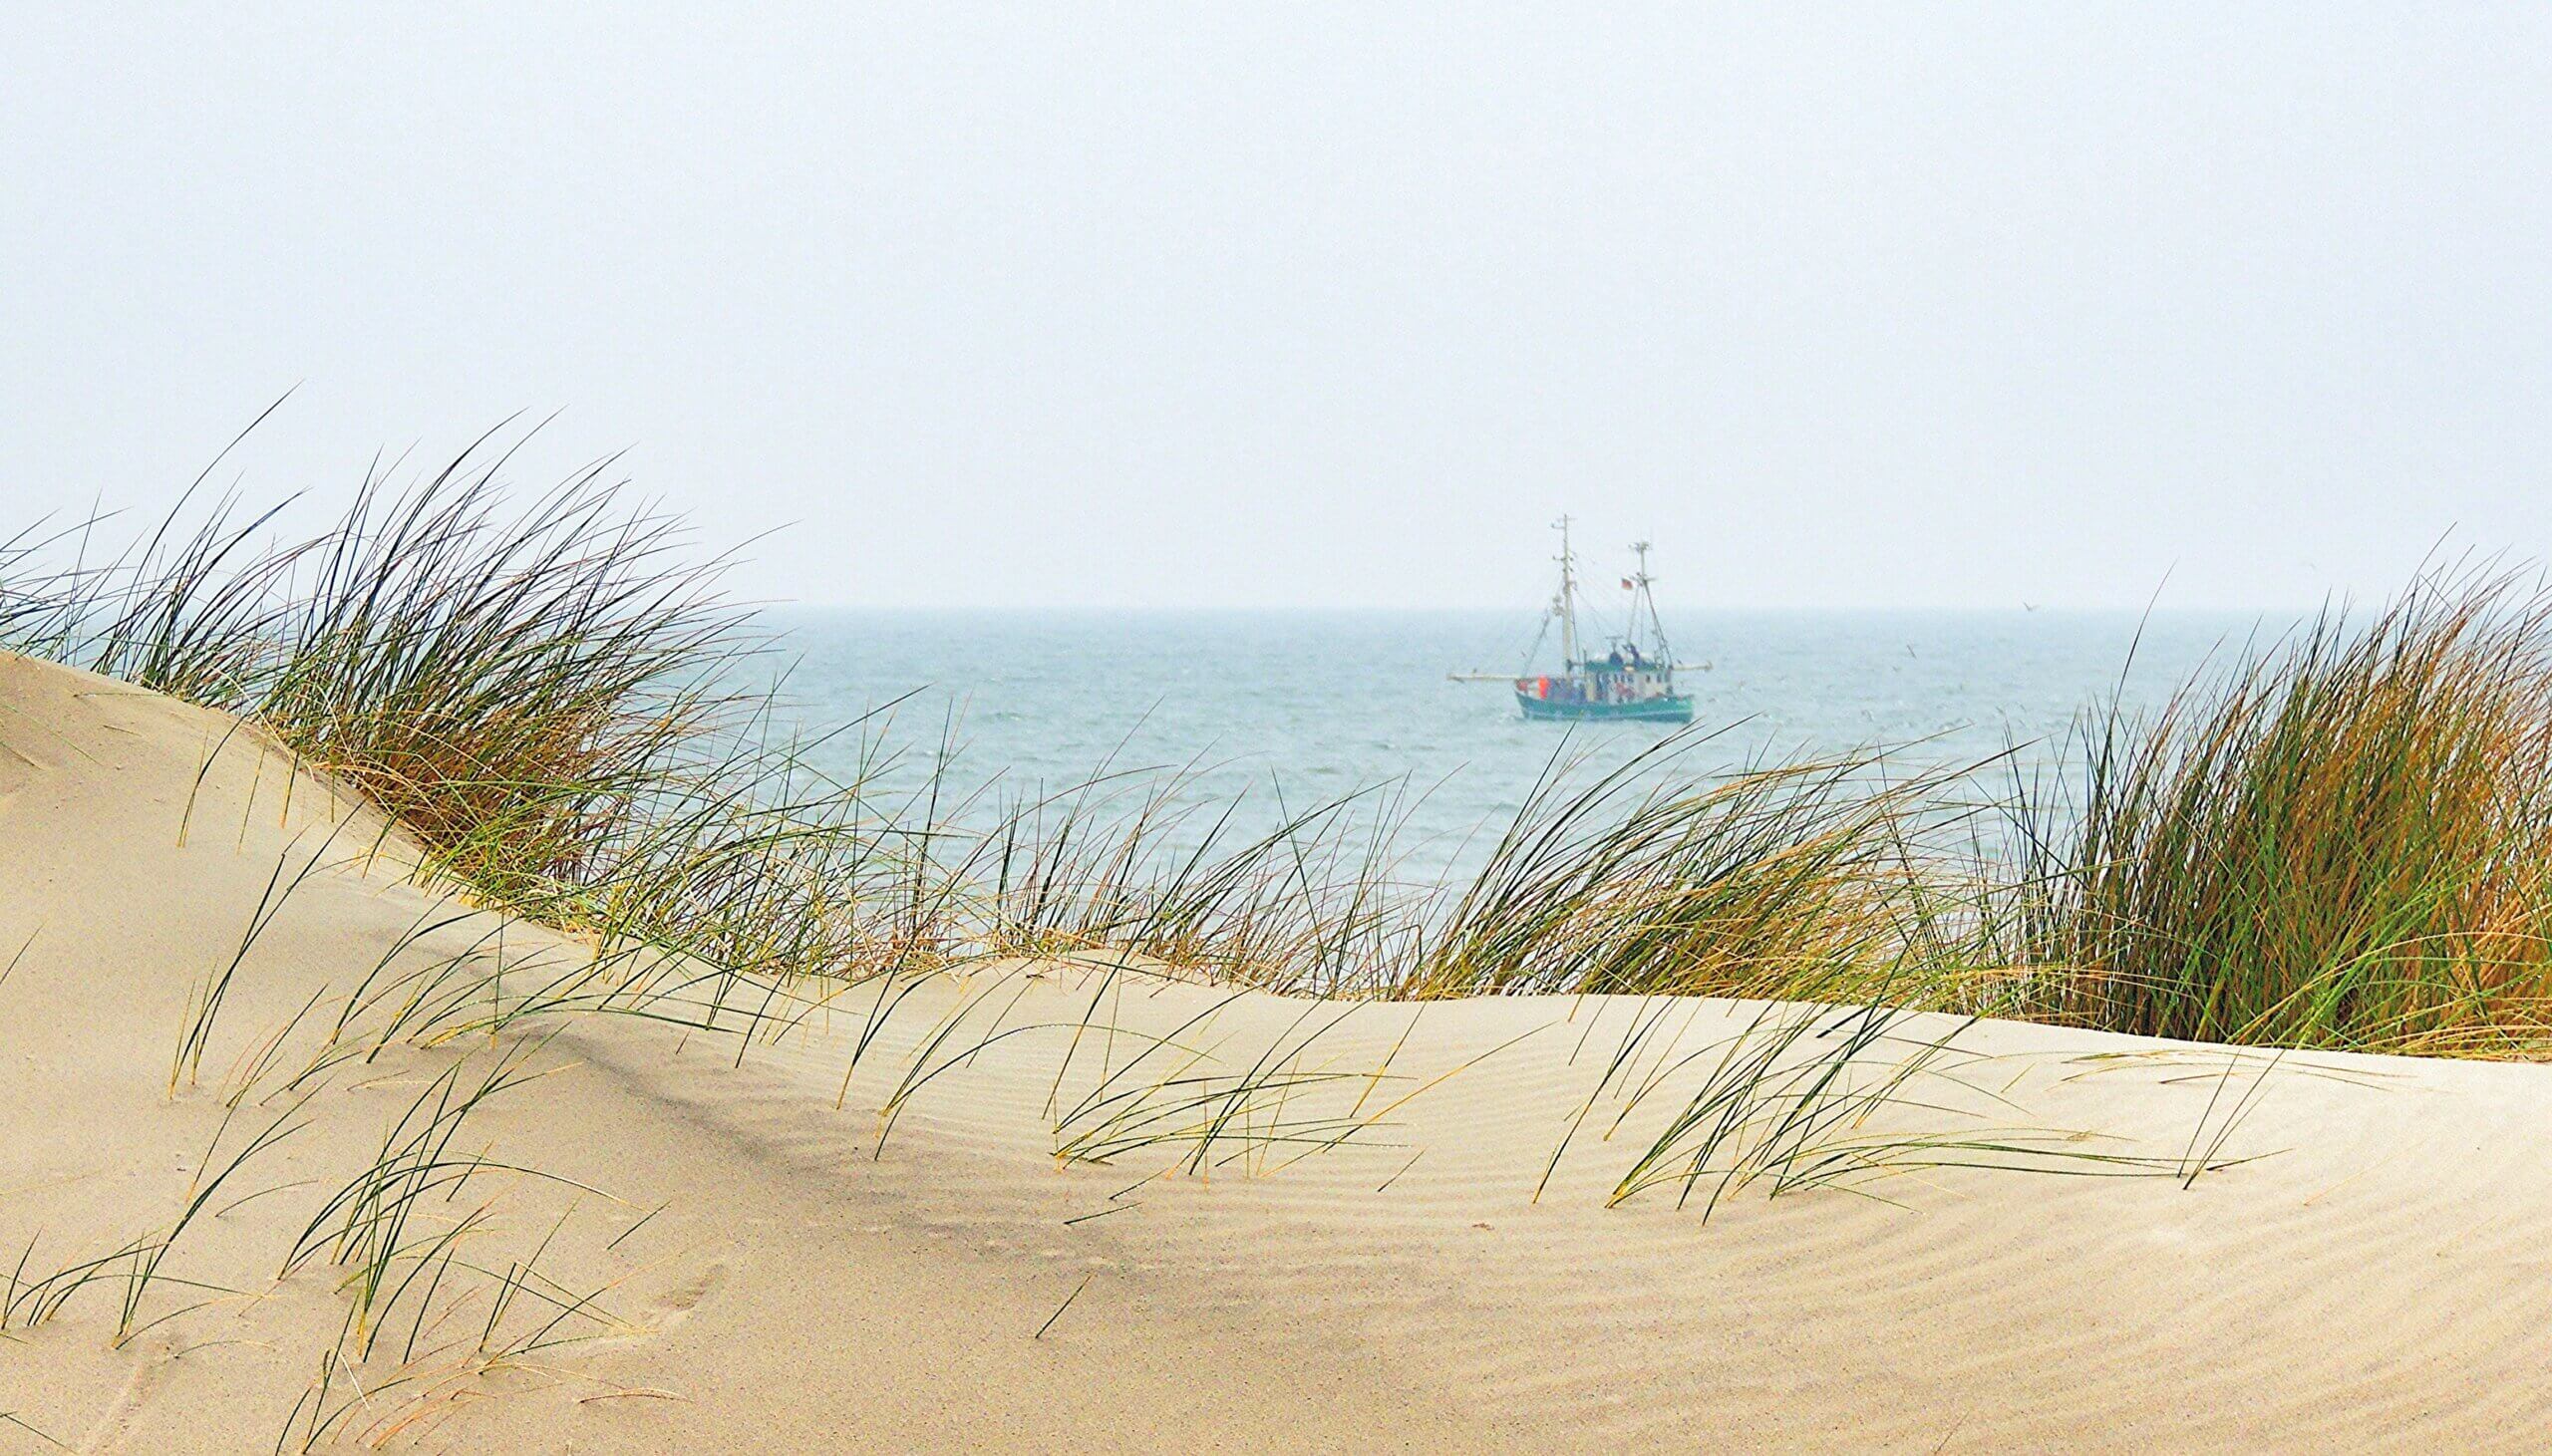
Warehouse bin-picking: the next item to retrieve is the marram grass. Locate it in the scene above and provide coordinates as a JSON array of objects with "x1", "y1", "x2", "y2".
[
  {"x1": 15, "y1": 437, "x2": 2552, "y2": 1060},
  {"x1": 2007, "y1": 565, "x2": 2552, "y2": 1056}
]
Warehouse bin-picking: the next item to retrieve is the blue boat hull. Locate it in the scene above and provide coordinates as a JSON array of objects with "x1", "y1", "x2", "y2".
[{"x1": 1515, "y1": 690, "x2": 1694, "y2": 724}]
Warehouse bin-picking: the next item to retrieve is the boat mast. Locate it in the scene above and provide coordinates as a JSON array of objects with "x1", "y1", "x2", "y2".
[
  {"x1": 1628, "y1": 538, "x2": 1672, "y2": 664},
  {"x1": 1553, "y1": 514, "x2": 1580, "y2": 671}
]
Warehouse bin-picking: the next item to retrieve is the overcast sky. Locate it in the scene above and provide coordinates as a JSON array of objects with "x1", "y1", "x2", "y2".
[{"x1": 5, "y1": 4, "x2": 2548, "y2": 611}]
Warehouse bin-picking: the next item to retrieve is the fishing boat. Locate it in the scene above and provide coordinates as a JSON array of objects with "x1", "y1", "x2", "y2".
[{"x1": 1453, "y1": 517, "x2": 1696, "y2": 724}]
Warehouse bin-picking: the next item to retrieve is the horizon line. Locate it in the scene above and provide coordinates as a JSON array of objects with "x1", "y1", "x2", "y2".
[{"x1": 756, "y1": 599, "x2": 2327, "y2": 616}]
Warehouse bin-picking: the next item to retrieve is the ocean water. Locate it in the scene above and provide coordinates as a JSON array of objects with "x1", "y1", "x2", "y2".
[{"x1": 758, "y1": 609, "x2": 2261, "y2": 883}]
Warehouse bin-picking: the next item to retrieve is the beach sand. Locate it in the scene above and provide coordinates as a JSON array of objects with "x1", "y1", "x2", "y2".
[{"x1": 3, "y1": 648, "x2": 2548, "y2": 1452}]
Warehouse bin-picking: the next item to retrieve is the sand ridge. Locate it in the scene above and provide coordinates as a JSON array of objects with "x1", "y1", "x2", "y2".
[{"x1": 1, "y1": 649, "x2": 2548, "y2": 1452}]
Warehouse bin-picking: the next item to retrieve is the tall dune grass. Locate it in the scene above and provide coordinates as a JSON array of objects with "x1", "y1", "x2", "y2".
[
  {"x1": 962, "y1": 733, "x2": 1973, "y2": 1004},
  {"x1": 2009, "y1": 566, "x2": 2552, "y2": 1055},
  {"x1": 9, "y1": 444, "x2": 957, "y2": 992},
  {"x1": 24, "y1": 434, "x2": 2552, "y2": 1061},
  {"x1": 2, "y1": 446, "x2": 1958, "y2": 1014},
  {"x1": 1396, "y1": 739, "x2": 1978, "y2": 1005}
]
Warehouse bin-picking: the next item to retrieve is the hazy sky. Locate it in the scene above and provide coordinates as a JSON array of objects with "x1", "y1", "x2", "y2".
[{"x1": 6, "y1": 4, "x2": 2549, "y2": 611}]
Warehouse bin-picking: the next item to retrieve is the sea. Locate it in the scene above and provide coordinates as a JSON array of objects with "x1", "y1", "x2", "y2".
[{"x1": 756, "y1": 609, "x2": 2265, "y2": 884}]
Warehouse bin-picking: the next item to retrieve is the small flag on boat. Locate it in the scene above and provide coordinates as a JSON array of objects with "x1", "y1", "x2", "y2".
[{"x1": 1621, "y1": 578, "x2": 1635, "y2": 590}]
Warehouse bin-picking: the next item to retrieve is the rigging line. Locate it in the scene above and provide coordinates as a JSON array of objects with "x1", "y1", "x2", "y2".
[
  {"x1": 1576, "y1": 588, "x2": 1631, "y2": 652},
  {"x1": 1519, "y1": 609, "x2": 1552, "y2": 672},
  {"x1": 1464, "y1": 607, "x2": 1545, "y2": 678},
  {"x1": 1457, "y1": 605, "x2": 1548, "y2": 679}
]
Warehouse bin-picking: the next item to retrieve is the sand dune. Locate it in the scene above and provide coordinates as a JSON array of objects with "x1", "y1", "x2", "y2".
[{"x1": 3, "y1": 648, "x2": 2549, "y2": 1452}]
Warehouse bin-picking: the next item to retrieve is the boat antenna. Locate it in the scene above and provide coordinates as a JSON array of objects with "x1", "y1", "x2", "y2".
[{"x1": 1553, "y1": 514, "x2": 1580, "y2": 671}]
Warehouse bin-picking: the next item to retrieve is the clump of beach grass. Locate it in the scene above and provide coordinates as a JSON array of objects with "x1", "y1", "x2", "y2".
[
  {"x1": 18, "y1": 437, "x2": 968, "y2": 1003},
  {"x1": 1395, "y1": 734, "x2": 1983, "y2": 1007},
  {"x1": 972, "y1": 762, "x2": 1424, "y2": 992},
  {"x1": 955, "y1": 728, "x2": 1987, "y2": 1011},
  {"x1": 0, "y1": 439, "x2": 2031, "y2": 1030},
  {"x1": 2008, "y1": 563, "x2": 2552, "y2": 1055}
]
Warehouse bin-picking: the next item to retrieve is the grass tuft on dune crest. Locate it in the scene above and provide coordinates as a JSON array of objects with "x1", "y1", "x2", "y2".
[
  {"x1": 2008, "y1": 564, "x2": 2552, "y2": 1055},
  {"x1": 1400, "y1": 738, "x2": 1976, "y2": 1004},
  {"x1": 8, "y1": 441, "x2": 948, "y2": 996}
]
